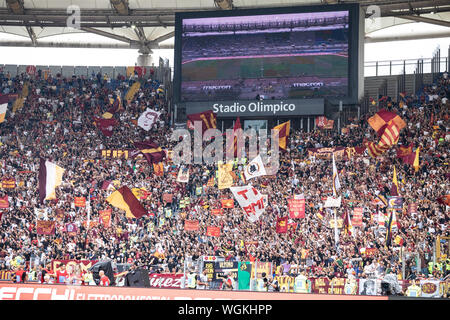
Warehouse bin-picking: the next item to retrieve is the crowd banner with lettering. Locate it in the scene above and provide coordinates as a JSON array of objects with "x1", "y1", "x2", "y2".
[
  {"x1": 101, "y1": 149, "x2": 129, "y2": 159},
  {"x1": 0, "y1": 270, "x2": 12, "y2": 280},
  {"x1": 310, "y1": 277, "x2": 346, "y2": 295},
  {"x1": 74, "y1": 197, "x2": 86, "y2": 207},
  {"x1": 419, "y1": 280, "x2": 442, "y2": 298},
  {"x1": 184, "y1": 220, "x2": 199, "y2": 232},
  {"x1": 51, "y1": 260, "x2": 98, "y2": 273},
  {"x1": 307, "y1": 147, "x2": 346, "y2": 160},
  {"x1": 206, "y1": 226, "x2": 221, "y2": 237},
  {"x1": 1, "y1": 178, "x2": 16, "y2": 189},
  {"x1": 276, "y1": 216, "x2": 288, "y2": 233},
  {"x1": 221, "y1": 199, "x2": 234, "y2": 209},
  {"x1": 407, "y1": 203, "x2": 418, "y2": 215},
  {"x1": 288, "y1": 197, "x2": 305, "y2": 219},
  {"x1": 351, "y1": 207, "x2": 363, "y2": 227},
  {"x1": 36, "y1": 220, "x2": 56, "y2": 235},
  {"x1": 230, "y1": 185, "x2": 265, "y2": 223}
]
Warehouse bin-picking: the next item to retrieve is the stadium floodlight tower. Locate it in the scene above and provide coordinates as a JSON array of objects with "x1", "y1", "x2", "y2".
[{"x1": 214, "y1": 0, "x2": 234, "y2": 10}]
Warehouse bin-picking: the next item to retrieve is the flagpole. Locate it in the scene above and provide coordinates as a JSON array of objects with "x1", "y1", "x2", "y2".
[{"x1": 334, "y1": 208, "x2": 339, "y2": 253}]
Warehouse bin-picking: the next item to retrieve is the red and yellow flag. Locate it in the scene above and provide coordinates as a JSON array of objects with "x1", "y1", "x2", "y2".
[
  {"x1": 368, "y1": 109, "x2": 406, "y2": 136},
  {"x1": 273, "y1": 120, "x2": 290, "y2": 150},
  {"x1": 106, "y1": 186, "x2": 147, "y2": 219},
  {"x1": 187, "y1": 110, "x2": 217, "y2": 134}
]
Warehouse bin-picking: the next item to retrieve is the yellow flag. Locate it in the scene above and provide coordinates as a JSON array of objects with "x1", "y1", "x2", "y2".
[
  {"x1": 218, "y1": 162, "x2": 234, "y2": 190},
  {"x1": 413, "y1": 147, "x2": 420, "y2": 172}
]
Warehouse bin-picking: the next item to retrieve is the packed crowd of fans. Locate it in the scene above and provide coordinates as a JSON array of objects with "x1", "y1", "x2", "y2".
[{"x1": 0, "y1": 67, "x2": 448, "y2": 295}]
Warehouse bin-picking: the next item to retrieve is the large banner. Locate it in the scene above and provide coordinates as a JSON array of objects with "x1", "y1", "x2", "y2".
[
  {"x1": 288, "y1": 198, "x2": 305, "y2": 219},
  {"x1": 307, "y1": 147, "x2": 346, "y2": 160},
  {"x1": 230, "y1": 185, "x2": 265, "y2": 222},
  {"x1": 51, "y1": 260, "x2": 98, "y2": 273},
  {"x1": 310, "y1": 277, "x2": 346, "y2": 295}
]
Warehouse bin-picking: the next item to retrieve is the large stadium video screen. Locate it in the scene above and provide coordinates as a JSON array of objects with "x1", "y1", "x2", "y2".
[{"x1": 177, "y1": 9, "x2": 351, "y2": 103}]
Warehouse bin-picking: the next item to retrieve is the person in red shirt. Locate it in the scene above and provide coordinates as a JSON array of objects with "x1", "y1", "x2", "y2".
[
  {"x1": 99, "y1": 270, "x2": 110, "y2": 286},
  {"x1": 55, "y1": 263, "x2": 69, "y2": 284}
]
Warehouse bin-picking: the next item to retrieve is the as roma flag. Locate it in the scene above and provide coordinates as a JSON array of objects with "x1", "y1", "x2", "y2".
[
  {"x1": 365, "y1": 140, "x2": 390, "y2": 158},
  {"x1": 221, "y1": 199, "x2": 234, "y2": 209},
  {"x1": 276, "y1": 216, "x2": 288, "y2": 234},
  {"x1": 134, "y1": 141, "x2": 165, "y2": 164},
  {"x1": 368, "y1": 109, "x2": 406, "y2": 136},
  {"x1": 36, "y1": 220, "x2": 56, "y2": 235},
  {"x1": 206, "y1": 226, "x2": 221, "y2": 237},
  {"x1": 397, "y1": 143, "x2": 413, "y2": 158},
  {"x1": 273, "y1": 120, "x2": 290, "y2": 150},
  {"x1": 187, "y1": 110, "x2": 217, "y2": 134},
  {"x1": 93, "y1": 117, "x2": 117, "y2": 137},
  {"x1": 184, "y1": 220, "x2": 199, "y2": 231},
  {"x1": 106, "y1": 186, "x2": 147, "y2": 218}
]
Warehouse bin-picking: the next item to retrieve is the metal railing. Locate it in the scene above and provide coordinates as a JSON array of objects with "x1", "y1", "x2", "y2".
[{"x1": 365, "y1": 56, "x2": 448, "y2": 77}]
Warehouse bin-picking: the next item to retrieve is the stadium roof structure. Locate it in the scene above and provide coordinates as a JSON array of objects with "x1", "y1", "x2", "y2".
[{"x1": 0, "y1": 0, "x2": 449, "y2": 53}]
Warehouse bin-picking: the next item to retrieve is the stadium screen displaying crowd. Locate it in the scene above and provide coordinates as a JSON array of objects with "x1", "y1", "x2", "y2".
[{"x1": 179, "y1": 10, "x2": 349, "y2": 103}]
